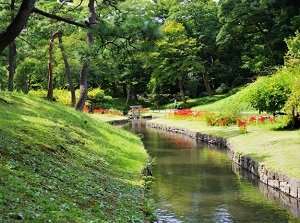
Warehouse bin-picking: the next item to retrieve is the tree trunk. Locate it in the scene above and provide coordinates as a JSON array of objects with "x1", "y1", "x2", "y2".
[
  {"x1": 122, "y1": 82, "x2": 127, "y2": 98},
  {"x1": 202, "y1": 72, "x2": 213, "y2": 96},
  {"x1": 133, "y1": 92, "x2": 138, "y2": 101},
  {"x1": 0, "y1": 0, "x2": 36, "y2": 53},
  {"x1": 8, "y1": 41, "x2": 16, "y2": 91},
  {"x1": 75, "y1": 62, "x2": 88, "y2": 110},
  {"x1": 291, "y1": 108, "x2": 300, "y2": 128},
  {"x1": 57, "y1": 31, "x2": 76, "y2": 106},
  {"x1": 8, "y1": 0, "x2": 16, "y2": 92},
  {"x1": 47, "y1": 31, "x2": 58, "y2": 101},
  {"x1": 178, "y1": 79, "x2": 186, "y2": 104},
  {"x1": 126, "y1": 90, "x2": 130, "y2": 105},
  {"x1": 75, "y1": 0, "x2": 96, "y2": 111}
]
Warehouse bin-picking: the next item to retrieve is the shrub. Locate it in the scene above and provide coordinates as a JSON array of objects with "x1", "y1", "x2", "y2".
[
  {"x1": 215, "y1": 83, "x2": 229, "y2": 94},
  {"x1": 88, "y1": 88, "x2": 105, "y2": 100},
  {"x1": 247, "y1": 69, "x2": 296, "y2": 113}
]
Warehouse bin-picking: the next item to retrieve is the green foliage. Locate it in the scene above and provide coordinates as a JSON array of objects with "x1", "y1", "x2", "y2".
[
  {"x1": 0, "y1": 67, "x2": 8, "y2": 90},
  {"x1": 146, "y1": 20, "x2": 203, "y2": 103},
  {"x1": 247, "y1": 68, "x2": 296, "y2": 113},
  {"x1": 0, "y1": 91, "x2": 149, "y2": 222},
  {"x1": 281, "y1": 32, "x2": 300, "y2": 127},
  {"x1": 217, "y1": 0, "x2": 300, "y2": 75},
  {"x1": 283, "y1": 80, "x2": 300, "y2": 113},
  {"x1": 215, "y1": 83, "x2": 229, "y2": 94},
  {"x1": 285, "y1": 31, "x2": 300, "y2": 67},
  {"x1": 15, "y1": 58, "x2": 47, "y2": 92},
  {"x1": 88, "y1": 88, "x2": 106, "y2": 100},
  {"x1": 29, "y1": 89, "x2": 80, "y2": 106}
]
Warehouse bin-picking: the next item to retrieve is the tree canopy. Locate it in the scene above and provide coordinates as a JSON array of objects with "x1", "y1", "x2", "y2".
[{"x1": 0, "y1": 0, "x2": 299, "y2": 113}]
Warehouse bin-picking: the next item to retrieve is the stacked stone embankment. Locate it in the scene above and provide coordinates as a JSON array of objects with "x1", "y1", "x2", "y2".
[
  {"x1": 107, "y1": 119, "x2": 129, "y2": 125},
  {"x1": 146, "y1": 122, "x2": 300, "y2": 200}
]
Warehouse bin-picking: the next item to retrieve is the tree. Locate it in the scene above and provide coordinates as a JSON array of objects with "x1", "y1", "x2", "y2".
[
  {"x1": 147, "y1": 21, "x2": 203, "y2": 104},
  {"x1": 57, "y1": 31, "x2": 76, "y2": 106},
  {"x1": 168, "y1": 0, "x2": 220, "y2": 96},
  {"x1": 283, "y1": 31, "x2": 300, "y2": 128},
  {"x1": 0, "y1": 0, "x2": 36, "y2": 53},
  {"x1": 75, "y1": 0, "x2": 96, "y2": 111},
  {"x1": 8, "y1": 0, "x2": 17, "y2": 92},
  {"x1": 47, "y1": 31, "x2": 59, "y2": 101},
  {"x1": 0, "y1": 0, "x2": 87, "y2": 96},
  {"x1": 217, "y1": 0, "x2": 300, "y2": 75}
]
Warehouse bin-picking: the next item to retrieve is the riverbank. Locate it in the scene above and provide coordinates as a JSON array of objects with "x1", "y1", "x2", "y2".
[
  {"x1": 146, "y1": 118, "x2": 300, "y2": 199},
  {"x1": 0, "y1": 91, "x2": 149, "y2": 222}
]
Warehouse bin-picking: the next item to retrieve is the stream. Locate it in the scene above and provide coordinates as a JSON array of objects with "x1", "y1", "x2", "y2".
[{"x1": 123, "y1": 120, "x2": 300, "y2": 223}]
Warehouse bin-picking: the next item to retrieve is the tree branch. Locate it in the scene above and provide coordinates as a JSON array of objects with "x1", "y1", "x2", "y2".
[
  {"x1": 17, "y1": 36, "x2": 37, "y2": 49},
  {"x1": 0, "y1": 0, "x2": 36, "y2": 53},
  {"x1": 65, "y1": 0, "x2": 83, "y2": 13},
  {"x1": 32, "y1": 7, "x2": 86, "y2": 28}
]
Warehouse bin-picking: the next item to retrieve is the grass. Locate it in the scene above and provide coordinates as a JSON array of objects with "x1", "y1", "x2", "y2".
[
  {"x1": 0, "y1": 91, "x2": 150, "y2": 222},
  {"x1": 148, "y1": 113, "x2": 300, "y2": 179},
  {"x1": 93, "y1": 114, "x2": 129, "y2": 122}
]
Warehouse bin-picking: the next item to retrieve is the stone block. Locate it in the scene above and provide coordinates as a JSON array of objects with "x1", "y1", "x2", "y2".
[
  {"x1": 290, "y1": 198, "x2": 299, "y2": 218},
  {"x1": 279, "y1": 192, "x2": 291, "y2": 207},
  {"x1": 231, "y1": 162, "x2": 240, "y2": 174},
  {"x1": 279, "y1": 182, "x2": 290, "y2": 194},
  {"x1": 240, "y1": 154, "x2": 248, "y2": 169},
  {"x1": 278, "y1": 172, "x2": 284, "y2": 182},
  {"x1": 282, "y1": 174, "x2": 290, "y2": 182},
  {"x1": 260, "y1": 173, "x2": 268, "y2": 184},
  {"x1": 258, "y1": 162, "x2": 265, "y2": 177},
  {"x1": 263, "y1": 166, "x2": 269, "y2": 178},
  {"x1": 268, "y1": 180, "x2": 279, "y2": 189},
  {"x1": 290, "y1": 178, "x2": 300, "y2": 198},
  {"x1": 233, "y1": 151, "x2": 239, "y2": 164},
  {"x1": 249, "y1": 160, "x2": 258, "y2": 176},
  {"x1": 267, "y1": 170, "x2": 279, "y2": 180}
]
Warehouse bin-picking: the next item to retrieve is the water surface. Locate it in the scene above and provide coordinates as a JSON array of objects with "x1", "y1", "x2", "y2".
[{"x1": 124, "y1": 120, "x2": 300, "y2": 223}]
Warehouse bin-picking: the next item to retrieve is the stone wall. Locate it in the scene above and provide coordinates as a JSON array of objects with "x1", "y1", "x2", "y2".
[
  {"x1": 106, "y1": 119, "x2": 130, "y2": 125},
  {"x1": 146, "y1": 122, "x2": 300, "y2": 201}
]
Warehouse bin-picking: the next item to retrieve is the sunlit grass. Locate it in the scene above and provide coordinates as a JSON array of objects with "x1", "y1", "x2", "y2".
[{"x1": 0, "y1": 91, "x2": 149, "y2": 222}]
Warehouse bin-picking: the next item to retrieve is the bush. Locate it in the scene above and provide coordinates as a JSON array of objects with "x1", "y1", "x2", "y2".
[
  {"x1": 88, "y1": 88, "x2": 105, "y2": 100},
  {"x1": 215, "y1": 83, "x2": 229, "y2": 94},
  {"x1": 283, "y1": 72, "x2": 300, "y2": 128},
  {"x1": 247, "y1": 69, "x2": 296, "y2": 113}
]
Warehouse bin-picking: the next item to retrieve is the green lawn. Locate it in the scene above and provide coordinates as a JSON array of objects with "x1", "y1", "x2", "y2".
[
  {"x1": 0, "y1": 91, "x2": 150, "y2": 222},
  {"x1": 92, "y1": 113, "x2": 129, "y2": 122}
]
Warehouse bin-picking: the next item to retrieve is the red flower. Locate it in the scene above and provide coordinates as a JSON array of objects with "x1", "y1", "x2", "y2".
[
  {"x1": 238, "y1": 120, "x2": 247, "y2": 127},
  {"x1": 248, "y1": 116, "x2": 256, "y2": 123},
  {"x1": 269, "y1": 117, "x2": 275, "y2": 123},
  {"x1": 258, "y1": 116, "x2": 266, "y2": 122}
]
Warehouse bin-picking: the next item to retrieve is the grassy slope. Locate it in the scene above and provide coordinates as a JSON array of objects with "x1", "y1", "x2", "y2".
[{"x1": 0, "y1": 91, "x2": 148, "y2": 222}]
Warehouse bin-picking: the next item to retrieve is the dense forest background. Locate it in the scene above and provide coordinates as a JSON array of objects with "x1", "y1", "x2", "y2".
[{"x1": 1, "y1": 0, "x2": 300, "y2": 111}]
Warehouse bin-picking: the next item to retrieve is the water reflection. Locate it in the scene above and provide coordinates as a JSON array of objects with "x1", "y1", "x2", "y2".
[{"x1": 124, "y1": 120, "x2": 300, "y2": 222}]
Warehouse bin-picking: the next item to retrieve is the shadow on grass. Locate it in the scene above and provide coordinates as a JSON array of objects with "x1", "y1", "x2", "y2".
[
  {"x1": 243, "y1": 153, "x2": 272, "y2": 163},
  {"x1": 186, "y1": 88, "x2": 243, "y2": 107}
]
